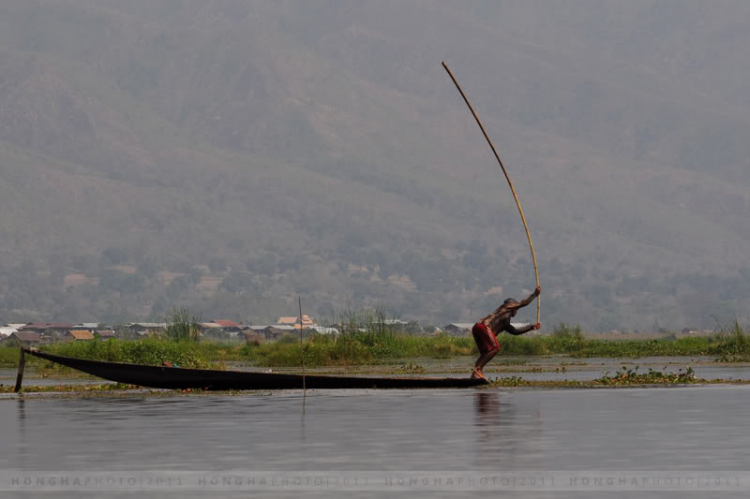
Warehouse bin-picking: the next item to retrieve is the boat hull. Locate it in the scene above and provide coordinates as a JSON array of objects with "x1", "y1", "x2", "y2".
[{"x1": 22, "y1": 348, "x2": 487, "y2": 390}]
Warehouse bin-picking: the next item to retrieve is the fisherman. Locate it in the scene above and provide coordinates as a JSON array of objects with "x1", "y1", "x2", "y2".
[{"x1": 471, "y1": 286, "x2": 541, "y2": 380}]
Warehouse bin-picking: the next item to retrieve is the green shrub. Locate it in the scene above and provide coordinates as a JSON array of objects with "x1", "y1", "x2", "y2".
[
  {"x1": 44, "y1": 338, "x2": 212, "y2": 369},
  {"x1": 552, "y1": 323, "x2": 584, "y2": 341}
]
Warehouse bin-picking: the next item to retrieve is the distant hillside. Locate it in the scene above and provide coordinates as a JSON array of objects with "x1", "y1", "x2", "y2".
[{"x1": 1, "y1": 1, "x2": 749, "y2": 330}]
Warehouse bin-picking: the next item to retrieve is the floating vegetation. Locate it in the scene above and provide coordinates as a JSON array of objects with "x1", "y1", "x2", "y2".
[
  {"x1": 716, "y1": 354, "x2": 750, "y2": 363},
  {"x1": 396, "y1": 363, "x2": 426, "y2": 374},
  {"x1": 596, "y1": 366, "x2": 698, "y2": 385},
  {"x1": 488, "y1": 365, "x2": 715, "y2": 388},
  {"x1": 1, "y1": 383, "x2": 139, "y2": 394}
]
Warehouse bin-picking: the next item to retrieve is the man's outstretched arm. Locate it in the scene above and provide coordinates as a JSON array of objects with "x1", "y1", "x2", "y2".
[
  {"x1": 516, "y1": 285, "x2": 541, "y2": 309},
  {"x1": 505, "y1": 322, "x2": 542, "y2": 336}
]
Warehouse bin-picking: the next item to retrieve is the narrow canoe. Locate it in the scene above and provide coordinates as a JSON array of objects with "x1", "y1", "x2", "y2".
[{"x1": 21, "y1": 348, "x2": 487, "y2": 390}]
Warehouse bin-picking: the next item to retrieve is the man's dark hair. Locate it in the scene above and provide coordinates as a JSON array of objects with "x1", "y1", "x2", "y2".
[{"x1": 503, "y1": 298, "x2": 519, "y2": 307}]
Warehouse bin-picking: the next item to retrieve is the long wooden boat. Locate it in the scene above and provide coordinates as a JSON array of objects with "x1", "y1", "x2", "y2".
[{"x1": 18, "y1": 348, "x2": 487, "y2": 391}]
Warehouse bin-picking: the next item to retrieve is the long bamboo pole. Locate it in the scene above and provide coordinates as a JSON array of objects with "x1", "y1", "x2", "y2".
[
  {"x1": 299, "y1": 296, "x2": 306, "y2": 402},
  {"x1": 442, "y1": 61, "x2": 540, "y2": 323}
]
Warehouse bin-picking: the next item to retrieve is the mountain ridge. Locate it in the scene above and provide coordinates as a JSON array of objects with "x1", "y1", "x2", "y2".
[{"x1": 1, "y1": 1, "x2": 749, "y2": 330}]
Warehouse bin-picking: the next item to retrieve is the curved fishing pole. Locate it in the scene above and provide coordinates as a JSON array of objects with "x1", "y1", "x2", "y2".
[{"x1": 442, "y1": 61, "x2": 541, "y2": 324}]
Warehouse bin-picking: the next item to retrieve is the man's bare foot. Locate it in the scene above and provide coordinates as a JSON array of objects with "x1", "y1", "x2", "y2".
[{"x1": 471, "y1": 368, "x2": 488, "y2": 381}]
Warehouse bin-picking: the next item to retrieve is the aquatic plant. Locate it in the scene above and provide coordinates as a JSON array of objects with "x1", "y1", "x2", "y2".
[
  {"x1": 396, "y1": 363, "x2": 426, "y2": 374},
  {"x1": 1, "y1": 382, "x2": 140, "y2": 394},
  {"x1": 163, "y1": 307, "x2": 202, "y2": 342},
  {"x1": 596, "y1": 366, "x2": 698, "y2": 385},
  {"x1": 714, "y1": 320, "x2": 749, "y2": 355}
]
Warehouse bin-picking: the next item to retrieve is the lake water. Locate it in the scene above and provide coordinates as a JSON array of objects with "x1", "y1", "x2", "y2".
[
  {"x1": 4, "y1": 356, "x2": 750, "y2": 388},
  {"x1": 2, "y1": 385, "x2": 749, "y2": 498}
]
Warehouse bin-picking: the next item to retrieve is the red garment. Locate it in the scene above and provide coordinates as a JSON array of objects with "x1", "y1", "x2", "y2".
[{"x1": 472, "y1": 322, "x2": 500, "y2": 355}]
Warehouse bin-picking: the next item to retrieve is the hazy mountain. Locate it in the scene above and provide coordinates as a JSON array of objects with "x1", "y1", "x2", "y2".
[{"x1": 1, "y1": 0, "x2": 749, "y2": 330}]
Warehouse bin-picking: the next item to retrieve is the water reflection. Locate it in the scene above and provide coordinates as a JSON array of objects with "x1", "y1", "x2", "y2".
[
  {"x1": 473, "y1": 391, "x2": 545, "y2": 470},
  {"x1": 473, "y1": 392, "x2": 508, "y2": 468},
  {"x1": 474, "y1": 392, "x2": 501, "y2": 427},
  {"x1": 16, "y1": 398, "x2": 28, "y2": 471}
]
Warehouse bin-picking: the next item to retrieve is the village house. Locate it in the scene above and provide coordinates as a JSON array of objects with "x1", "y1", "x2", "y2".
[
  {"x1": 64, "y1": 330, "x2": 95, "y2": 342},
  {"x1": 248, "y1": 325, "x2": 295, "y2": 341},
  {"x1": 444, "y1": 323, "x2": 474, "y2": 336},
  {"x1": 126, "y1": 323, "x2": 167, "y2": 336},
  {"x1": 242, "y1": 330, "x2": 264, "y2": 345},
  {"x1": 20, "y1": 323, "x2": 75, "y2": 335},
  {"x1": 200, "y1": 320, "x2": 246, "y2": 340},
  {"x1": 19, "y1": 323, "x2": 75, "y2": 343},
  {"x1": 213, "y1": 320, "x2": 244, "y2": 333},
  {"x1": 304, "y1": 326, "x2": 340, "y2": 336},
  {"x1": 74, "y1": 323, "x2": 101, "y2": 334},
  {"x1": 200, "y1": 322, "x2": 224, "y2": 336},
  {"x1": 0, "y1": 325, "x2": 19, "y2": 339},
  {"x1": 95, "y1": 330, "x2": 116, "y2": 340},
  {"x1": 2, "y1": 331, "x2": 42, "y2": 347},
  {"x1": 376, "y1": 319, "x2": 409, "y2": 327},
  {"x1": 277, "y1": 315, "x2": 316, "y2": 329}
]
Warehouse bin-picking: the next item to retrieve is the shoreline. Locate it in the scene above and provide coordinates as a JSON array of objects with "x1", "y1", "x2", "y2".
[{"x1": 4, "y1": 374, "x2": 750, "y2": 400}]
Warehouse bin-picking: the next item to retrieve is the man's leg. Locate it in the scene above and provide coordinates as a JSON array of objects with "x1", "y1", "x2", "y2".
[
  {"x1": 472, "y1": 349, "x2": 498, "y2": 379},
  {"x1": 471, "y1": 323, "x2": 499, "y2": 380}
]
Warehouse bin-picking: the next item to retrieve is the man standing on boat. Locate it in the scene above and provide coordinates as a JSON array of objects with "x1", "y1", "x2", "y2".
[{"x1": 471, "y1": 286, "x2": 541, "y2": 380}]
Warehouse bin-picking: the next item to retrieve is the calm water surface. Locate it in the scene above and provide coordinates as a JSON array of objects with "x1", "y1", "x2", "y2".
[{"x1": 1, "y1": 385, "x2": 749, "y2": 498}]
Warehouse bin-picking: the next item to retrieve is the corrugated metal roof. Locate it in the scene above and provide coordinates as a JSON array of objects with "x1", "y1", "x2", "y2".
[
  {"x1": 22, "y1": 323, "x2": 75, "y2": 330},
  {"x1": 76, "y1": 323, "x2": 100, "y2": 328},
  {"x1": 379, "y1": 319, "x2": 409, "y2": 325},
  {"x1": 11, "y1": 332, "x2": 41, "y2": 341},
  {"x1": 0, "y1": 327, "x2": 18, "y2": 336},
  {"x1": 214, "y1": 319, "x2": 242, "y2": 328},
  {"x1": 248, "y1": 325, "x2": 296, "y2": 332},
  {"x1": 307, "y1": 326, "x2": 339, "y2": 335},
  {"x1": 269, "y1": 325, "x2": 296, "y2": 331}
]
